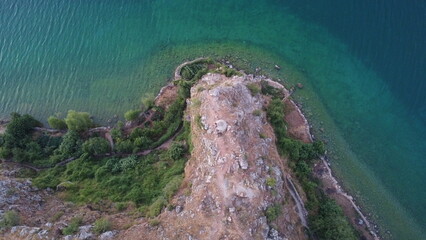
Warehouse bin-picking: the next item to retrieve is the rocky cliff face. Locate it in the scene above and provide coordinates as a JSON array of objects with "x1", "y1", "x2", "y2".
[{"x1": 119, "y1": 73, "x2": 307, "y2": 240}]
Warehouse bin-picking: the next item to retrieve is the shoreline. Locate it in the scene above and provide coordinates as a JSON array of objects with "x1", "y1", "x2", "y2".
[
  {"x1": 290, "y1": 97, "x2": 380, "y2": 239},
  {"x1": 0, "y1": 58, "x2": 381, "y2": 239}
]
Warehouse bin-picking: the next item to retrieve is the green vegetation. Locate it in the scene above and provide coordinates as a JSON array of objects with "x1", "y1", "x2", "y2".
[
  {"x1": 310, "y1": 198, "x2": 357, "y2": 240},
  {"x1": 246, "y1": 83, "x2": 261, "y2": 96},
  {"x1": 0, "y1": 210, "x2": 20, "y2": 229},
  {"x1": 252, "y1": 109, "x2": 262, "y2": 116},
  {"x1": 93, "y1": 218, "x2": 111, "y2": 234},
  {"x1": 27, "y1": 60, "x2": 208, "y2": 220},
  {"x1": 64, "y1": 110, "x2": 93, "y2": 132},
  {"x1": 141, "y1": 93, "x2": 155, "y2": 110},
  {"x1": 265, "y1": 96, "x2": 357, "y2": 240},
  {"x1": 266, "y1": 177, "x2": 276, "y2": 188},
  {"x1": 48, "y1": 116, "x2": 67, "y2": 130},
  {"x1": 260, "y1": 80, "x2": 285, "y2": 99},
  {"x1": 62, "y1": 217, "x2": 82, "y2": 235},
  {"x1": 265, "y1": 204, "x2": 281, "y2": 222},
  {"x1": 82, "y1": 137, "x2": 110, "y2": 156},
  {"x1": 124, "y1": 109, "x2": 141, "y2": 121},
  {"x1": 195, "y1": 115, "x2": 203, "y2": 129},
  {"x1": 50, "y1": 211, "x2": 64, "y2": 222}
]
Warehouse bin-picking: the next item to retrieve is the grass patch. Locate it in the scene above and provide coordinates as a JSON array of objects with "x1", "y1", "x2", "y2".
[
  {"x1": 252, "y1": 109, "x2": 262, "y2": 116},
  {"x1": 195, "y1": 115, "x2": 203, "y2": 129},
  {"x1": 246, "y1": 83, "x2": 261, "y2": 96},
  {"x1": 192, "y1": 99, "x2": 201, "y2": 108},
  {"x1": 0, "y1": 210, "x2": 20, "y2": 229},
  {"x1": 50, "y1": 211, "x2": 64, "y2": 222},
  {"x1": 62, "y1": 217, "x2": 82, "y2": 235},
  {"x1": 93, "y1": 218, "x2": 111, "y2": 234}
]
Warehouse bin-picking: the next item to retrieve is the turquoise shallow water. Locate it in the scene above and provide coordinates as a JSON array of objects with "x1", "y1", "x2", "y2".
[{"x1": 0, "y1": 0, "x2": 425, "y2": 238}]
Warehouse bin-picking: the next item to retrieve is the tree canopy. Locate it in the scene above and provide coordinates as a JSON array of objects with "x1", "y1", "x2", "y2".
[{"x1": 64, "y1": 110, "x2": 93, "y2": 132}]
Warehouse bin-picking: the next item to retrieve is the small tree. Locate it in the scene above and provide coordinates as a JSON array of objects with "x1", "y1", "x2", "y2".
[
  {"x1": 124, "y1": 110, "x2": 141, "y2": 121},
  {"x1": 64, "y1": 110, "x2": 93, "y2": 132},
  {"x1": 82, "y1": 137, "x2": 110, "y2": 156},
  {"x1": 57, "y1": 130, "x2": 82, "y2": 158},
  {"x1": 48, "y1": 116, "x2": 67, "y2": 130},
  {"x1": 141, "y1": 93, "x2": 155, "y2": 109}
]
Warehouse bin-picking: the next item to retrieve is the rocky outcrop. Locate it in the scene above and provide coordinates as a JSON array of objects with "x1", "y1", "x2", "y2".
[{"x1": 118, "y1": 73, "x2": 307, "y2": 240}]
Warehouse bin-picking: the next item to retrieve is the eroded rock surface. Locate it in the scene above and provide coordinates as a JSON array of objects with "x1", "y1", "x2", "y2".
[{"x1": 118, "y1": 73, "x2": 307, "y2": 240}]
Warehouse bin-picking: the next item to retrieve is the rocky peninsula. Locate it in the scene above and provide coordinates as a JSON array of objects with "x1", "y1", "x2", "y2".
[{"x1": 0, "y1": 59, "x2": 376, "y2": 240}]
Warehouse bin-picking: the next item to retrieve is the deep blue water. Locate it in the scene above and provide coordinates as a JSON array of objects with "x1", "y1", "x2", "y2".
[{"x1": 0, "y1": 0, "x2": 425, "y2": 238}]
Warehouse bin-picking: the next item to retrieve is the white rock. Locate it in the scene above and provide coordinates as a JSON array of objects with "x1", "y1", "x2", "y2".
[
  {"x1": 215, "y1": 120, "x2": 228, "y2": 134},
  {"x1": 99, "y1": 231, "x2": 118, "y2": 240}
]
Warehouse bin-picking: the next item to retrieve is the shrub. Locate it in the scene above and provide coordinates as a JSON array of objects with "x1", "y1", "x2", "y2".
[
  {"x1": 93, "y1": 218, "x2": 111, "y2": 234},
  {"x1": 266, "y1": 177, "x2": 276, "y2": 188},
  {"x1": 57, "y1": 130, "x2": 82, "y2": 158},
  {"x1": 133, "y1": 136, "x2": 152, "y2": 151},
  {"x1": 64, "y1": 110, "x2": 93, "y2": 132},
  {"x1": 141, "y1": 94, "x2": 155, "y2": 109},
  {"x1": 82, "y1": 137, "x2": 110, "y2": 156},
  {"x1": 261, "y1": 80, "x2": 284, "y2": 98},
  {"x1": 114, "y1": 140, "x2": 134, "y2": 154},
  {"x1": 195, "y1": 115, "x2": 203, "y2": 129},
  {"x1": 119, "y1": 155, "x2": 137, "y2": 172},
  {"x1": 246, "y1": 83, "x2": 260, "y2": 96},
  {"x1": 115, "y1": 202, "x2": 128, "y2": 211},
  {"x1": 124, "y1": 109, "x2": 141, "y2": 121},
  {"x1": 0, "y1": 210, "x2": 20, "y2": 229},
  {"x1": 265, "y1": 204, "x2": 281, "y2": 222},
  {"x1": 252, "y1": 109, "x2": 262, "y2": 116},
  {"x1": 148, "y1": 219, "x2": 160, "y2": 227},
  {"x1": 50, "y1": 211, "x2": 64, "y2": 222},
  {"x1": 168, "y1": 142, "x2": 186, "y2": 160},
  {"x1": 62, "y1": 217, "x2": 82, "y2": 235},
  {"x1": 3, "y1": 113, "x2": 41, "y2": 149},
  {"x1": 48, "y1": 116, "x2": 67, "y2": 130}
]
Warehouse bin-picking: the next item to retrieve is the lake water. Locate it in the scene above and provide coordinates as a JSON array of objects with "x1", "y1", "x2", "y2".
[{"x1": 0, "y1": 0, "x2": 425, "y2": 238}]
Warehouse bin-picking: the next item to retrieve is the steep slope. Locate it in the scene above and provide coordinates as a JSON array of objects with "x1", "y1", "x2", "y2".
[{"x1": 119, "y1": 73, "x2": 307, "y2": 240}]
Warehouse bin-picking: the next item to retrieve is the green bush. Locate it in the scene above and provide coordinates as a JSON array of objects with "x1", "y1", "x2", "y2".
[
  {"x1": 168, "y1": 142, "x2": 186, "y2": 160},
  {"x1": 246, "y1": 83, "x2": 261, "y2": 96},
  {"x1": 48, "y1": 116, "x2": 67, "y2": 130},
  {"x1": 266, "y1": 177, "x2": 276, "y2": 188},
  {"x1": 141, "y1": 94, "x2": 155, "y2": 109},
  {"x1": 0, "y1": 210, "x2": 20, "y2": 229},
  {"x1": 93, "y1": 218, "x2": 111, "y2": 234},
  {"x1": 114, "y1": 140, "x2": 134, "y2": 154},
  {"x1": 260, "y1": 80, "x2": 284, "y2": 99},
  {"x1": 62, "y1": 217, "x2": 82, "y2": 235},
  {"x1": 64, "y1": 110, "x2": 93, "y2": 132},
  {"x1": 124, "y1": 109, "x2": 141, "y2": 121},
  {"x1": 265, "y1": 204, "x2": 281, "y2": 222},
  {"x1": 57, "y1": 130, "x2": 82, "y2": 158},
  {"x1": 3, "y1": 113, "x2": 41, "y2": 149},
  {"x1": 133, "y1": 136, "x2": 152, "y2": 151},
  {"x1": 310, "y1": 199, "x2": 357, "y2": 240},
  {"x1": 82, "y1": 137, "x2": 110, "y2": 156}
]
